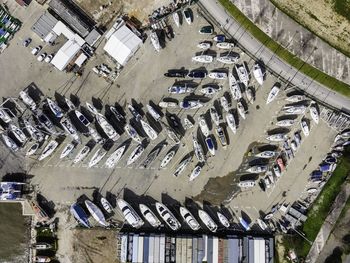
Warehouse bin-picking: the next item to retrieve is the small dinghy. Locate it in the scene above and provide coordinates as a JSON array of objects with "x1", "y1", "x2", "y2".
[
  {"x1": 96, "y1": 114, "x2": 119, "y2": 141},
  {"x1": 210, "y1": 107, "x2": 220, "y2": 126},
  {"x1": 217, "y1": 212, "x2": 230, "y2": 228},
  {"x1": 85, "y1": 200, "x2": 108, "y2": 227},
  {"x1": 198, "y1": 209, "x2": 218, "y2": 232},
  {"x1": 301, "y1": 119, "x2": 310, "y2": 136},
  {"x1": 183, "y1": 117, "x2": 194, "y2": 130},
  {"x1": 159, "y1": 101, "x2": 178, "y2": 108},
  {"x1": 139, "y1": 204, "x2": 161, "y2": 228},
  {"x1": 26, "y1": 143, "x2": 39, "y2": 156},
  {"x1": 226, "y1": 112, "x2": 237, "y2": 134},
  {"x1": 217, "y1": 54, "x2": 239, "y2": 64},
  {"x1": 86, "y1": 102, "x2": 99, "y2": 115},
  {"x1": 2, "y1": 134, "x2": 19, "y2": 151},
  {"x1": 255, "y1": 151, "x2": 276, "y2": 158},
  {"x1": 230, "y1": 84, "x2": 242, "y2": 101},
  {"x1": 60, "y1": 143, "x2": 75, "y2": 159},
  {"x1": 192, "y1": 55, "x2": 213, "y2": 64},
  {"x1": 73, "y1": 145, "x2": 90, "y2": 164},
  {"x1": 173, "y1": 155, "x2": 192, "y2": 177},
  {"x1": 165, "y1": 126, "x2": 181, "y2": 144},
  {"x1": 70, "y1": 203, "x2": 91, "y2": 228},
  {"x1": 189, "y1": 165, "x2": 202, "y2": 181},
  {"x1": 309, "y1": 102, "x2": 319, "y2": 124},
  {"x1": 124, "y1": 124, "x2": 141, "y2": 143},
  {"x1": 220, "y1": 96, "x2": 230, "y2": 112},
  {"x1": 276, "y1": 119, "x2": 295, "y2": 127},
  {"x1": 197, "y1": 41, "x2": 211, "y2": 49},
  {"x1": 200, "y1": 86, "x2": 222, "y2": 96},
  {"x1": 19, "y1": 90, "x2": 36, "y2": 110},
  {"x1": 216, "y1": 42, "x2": 234, "y2": 49},
  {"x1": 38, "y1": 140, "x2": 58, "y2": 161},
  {"x1": 88, "y1": 149, "x2": 107, "y2": 168},
  {"x1": 140, "y1": 120, "x2": 158, "y2": 140},
  {"x1": 205, "y1": 136, "x2": 215, "y2": 156},
  {"x1": 246, "y1": 165, "x2": 268, "y2": 173},
  {"x1": 9, "y1": 124, "x2": 27, "y2": 144},
  {"x1": 46, "y1": 98, "x2": 63, "y2": 118},
  {"x1": 266, "y1": 85, "x2": 280, "y2": 104},
  {"x1": 60, "y1": 117, "x2": 80, "y2": 142},
  {"x1": 127, "y1": 144, "x2": 144, "y2": 165},
  {"x1": 286, "y1": 95, "x2": 305, "y2": 102},
  {"x1": 160, "y1": 149, "x2": 176, "y2": 168},
  {"x1": 237, "y1": 101, "x2": 246, "y2": 119},
  {"x1": 104, "y1": 145, "x2": 126, "y2": 168},
  {"x1": 146, "y1": 104, "x2": 161, "y2": 121},
  {"x1": 173, "y1": 11, "x2": 180, "y2": 27},
  {"x1": 180, "y1": 207, "x2": 201, "y2": 231},
  {"x1": 198, "y1": 116, "x2": 210, "y2": 137},
  {"x1": 193, "y1": 135, "x2": 205, "y2": 162},
  {"x1": 179, "y1": 100, "x2": 203, "y2": 109},
  {"x1": 150, "y1": 31, "x2": 161, "y2": 52},
  {"x1": 208, "y1": 71, "x2": 227, "y2": 80},
  {"x1": 100, "y1": 197, "x2": 113, "y2": 213},
  {"x1": 252, "y1": 63, "x2": 264, "y2": 85},
  {"x1": 155, "y1": 202, "x2": 181, "y2": 231}
]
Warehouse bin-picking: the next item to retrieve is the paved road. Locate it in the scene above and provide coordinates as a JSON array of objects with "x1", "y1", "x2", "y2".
[{"x1": 199, "y1": 0, "x2": 350, "y2": 112}]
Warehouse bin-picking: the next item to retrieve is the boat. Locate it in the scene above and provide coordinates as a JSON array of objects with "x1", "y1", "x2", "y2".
[
  {"x1": 19, "y1": 90, "x2": 36, "y2": 110},
  {"x1": 183, "y1": 8, "x2": 192, "y2": 25},
  {"x1": 235, "y1": 64, "x2": 249, "y2": 87},
  {"x1": 192, "y1": 55, "x2": 213, "y2": 63},
  {"x1": 124, "y1": 124, "x2": 141, "y2": 143},
  {"x1": 187, "y1": 70, "x2": 207, "y2": 79},
  {"x1": 150, "y1": 31, "x2": 161, "y2": 52},
  {"x1": 215, "y1": 125, "x2": 227, "y2": 148},
  {"x1": 255, "y1": 151, "x2": 276, "y2": 158},
  {"x1": 252, "y1": 63, "x2": 264, "y2": 85},
  {"x1": 216, "y1": 42, "x2": 234, "y2": 49},
  {"x1": 0, "y1": 182, "x2": 25, "y2": 200},
  {"x1": 200, "y1": 86, "x2": 222, "y2": 96},
  {"x1": 73, "y1": 145, "x2": 90, "y2": 164},
  {"x1": 85, "y1": 200, "x2": 108, "y2": 227},
  {"x1": 139, "y1": 204, "x2": 161, "y2": 228},
  {"x1": 60, "y1": 117, "x2": 79, "y2": 142},
  {"x1": 46, "y1": 98, "x2": 63, "y2": 118},
  {"x1": 74, "y1": 110, "x2": 90, "y2": 127},
  {"x1": 257, "y1": 218, "x2": 268, "y2": 230},
  {"x1": 238, "y1": 180, "x2": 255, "y2": 188},
  {"x1": 160, "y1": 149, "x2": 176, "y2": 168},
  {"x1": 36, "y1": 111, "x2": 56, "y2": 134},
  {"x1": 96, "y1": 114, "x2": 119, "y2": 141},
  {"x1": 199, "y1": 25, "x2": 214, "y2": 34},
  {"x1": 205, "y1": 136, "x2": 215, "y2": 156},
  {"x1": 198, "y1": 116, "x2": 210, "y2": 137},
  {"x1": 220, "y1": 96, "x2": 229, "y2": 112},
  {"x1": 189, "y1": 165, "x2": 202, "y2": 181},
  {"x1": 193, "y1": 135, "x2": 205, "y2": 162},
  {"x1": 60, "y1": 143, "x2": 75, "y2": 159},
  {"x1": 88, "y1": 149, "x2": 107, "y2": 168},
  {"x1": 246, "y1": 88, "x2": 254, "y2": 104},
  {"x1": 105, "y1": 145, "x2": 126, "y2": 168},
  {"x1": 183, "y1": 117, "x2": 194, "y2": 130},
  {"x1": 34, "y1": 242, "x2": 52, "y2": 250},
  {"x1": 237, "y1": 101, "x2": 246, "y2": 119},
  {"x1": 266, "y1": 85, "x2": 280, "y2": 104},
  {"x1": 127, "y1": 104, "x2": 142, "y2": 121},
  {"x1": 230, "y1": 84, "x2": 242, "y2": 100},
  {"x1": 165, "y1": 126, "x2": 181, "y2": 144},
  {"x1": 30, "y1": 200, "x2": 49, "y2": 223},
  {"x1": 127, "y1": 144, "x2": 144, "y2": 165},
  {"x1": 164, "y1": 70, "x2": 187, "y2": 78},
  {"x1": 141, "y1": 146, "x2": 163, "y2": 168},
  {"x1": 226, "y1": 112, "x2": 236, "y2": 134},
  {"x1": 26, "y1": 143, "x2": 39, "y2": 156},
  {"x1": 1, "y1": 134, "x2": 19, "y2": 151},
  {"x1": 159, "y1": 101, "x2": 178, "y2": 108},
  {"x1": 286, "y1": 95, "x2": 306, "y2": 102},
  {"x1": 310, "y1": 102, "x2": 319, "y2": 124},
  {"x1": 70, "y1": 203, "x2": 91, "y2": 228},
  {"x1": 198, "y1": 209, "x2": 217, "y2": 232},
  {"x1": 246, "y1": 165, "x2": 268, "y2": 173},
  {"x1": 179, "y1": 100, "x2": 203, "y2": 109},
  {"x1": 217, "y1": 54, "x2": 239, "y2": 64},
  {"x1": 9, "y1": 124, "x2": 27, "y2": 144},
  {"x1": 276, "y1": 119, "x2": 295, "y2": 127},
  {"x1": 38, "y1": 140, "x2": 58, "y2": 161},
  {"x1": 208, "y1": 71, "x2": 228, "y2": 80},
  {"x1": 239, "y1": 217, "x2": 251, "y2": 230},
  {"x1": 85, "y1": 102, "x2": 99, "y2": 115},
  {"x1": 307, "y1": 188, "x2": 317, "y2": 194},
  {"x1": 266, "y1": 133, "x2": 287, "y2": 142},
  {"x1": 213, "y1": 35, "x2": 225, "y2": 42},
  {"x1": 35, "y1": 256, "x2": 51, "y2": 262},
  {"x1": 210, "y1": 107, "x2": 220, "y2": 126},
  {"x1": 155, "y1": 202, "x2": 181, "y2": 231},
  {"x1": 283, "y1": 105, "x2": 307, "y2": 114},
  {"x1": 100, "y1": 197, "x2": 113, "y2": 214},
  {"x1": 301, "y1": 119, "x2": 310, "y2": 136},
  {"x1": 173, "y1": 155, "x2": 192, "y2": 177},
  {"x1": 23, "y1": 119, "x2": 44, "y2": 142},
  {"x1": 180, "y1": 207, "x2": 201, "y2": 231},
  {"x1": 110, "y1": 106, "x2": 124, "y2": 122},
  {"x1": 197, "y1": 41, "x2": 211, "y2": 49},
  {"x1": 140, "y1": 119, "x2": 158, "y2": 140},
  {"x1": 88, "y1": 126, "x2": 103, "y2": 144},
  {"x1": 341, "y1": 130, "x2": 350, "y2": 138},
  {"x1": 217, "y1": 212, "x2": 230, "y2": 228},
  {"x1": 65, "y1": 97, "x2": 75, "y2": 111},
  {"x1": 0, "y1": 108, "x2": 11, "y2": 123},
  {"x1": 146, "y1": 104, "x2": 161, "y2": 121},
  {"x1": 173, "y1": 12, "x2": 180, "y2": 27}
]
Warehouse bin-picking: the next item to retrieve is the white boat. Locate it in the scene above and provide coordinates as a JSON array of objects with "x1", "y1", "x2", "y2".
[
  {"x1": 26, "y1": 143, "x2": 39, "y2": 156},
  {"x1": 220, "y1": 96, "x2": 229, "y2": 112},
  {"x1": 252, "y1": 63, "x2": 264, "y2": 85},
  {"x1": 60, "y1": 117, "x2": 79, "y2": 142},
  {"x1": 266, "y1": 133, "x2": 287, "y2": 142},
  {"x1": 74, "y1": 110, "x2": 90, "y2": 127},
  {"x1": 180, "y1": 207, "x2": 201, "y2": 231},
  {"x1": 217, "y1": 212, "x2": 230, "y2": 228},
  {"x1": 208, "y1": 71, "x2": 227, "y2": 80},
  {"x1": 46, "y1": 98, "x2": 63, "y2": 118},
  {"x1": 60, "y1": 143, "x2": 75, "y2": 159},
  {"x1": 235, "y1": 64, "x2": 249, "y2": 87},
  {"x1": 230, "y1": 84, "x2": 242, "y2": 100},
  {"x1": 101, "y1": 197, "x2": 113, "y2": 214},
  {"x1": 19, "y1": 90, "x2": 36, "y2": 110},
  {"x1": 255, "y1": 151, "x2": 276, "y2": 158},
  {"x1": 200, "y1": 86, "x2": 222, "y2": 96},
  {"x1": 192, "y1": 55, "x2": 213, "y2": 63},
  {"x1": 205, "y1": 136, "x2": 215, "y2": 156},
  {"x1": 88, "y1": 149, "x2": 107, "y2": 168},
  {"x1": 124, "y1": 124, "x2": 141, "y2": 143},
  {"x1": 237, "y1": 102, "x2": 246, "y2": 119},
  {"x1": 85, "y1": 200, "x2": 108, "y2": 227},
  {"x1": 238, "y1": 180, "x2": 255, "y2": 188},
  {"x1": 283, "y1": 105, "x2": 306, "y2": 114},
  {"x1": 36, "y1": 111, "x2": 56, "y2": 134},
  {"x1": 38, "y1": 140, "x2": 58, "y2": 161},
  {"x1": 0, "y1": 108, "x2": 11, "y2": 123},
  {"x1": 198, "y1": 116, "x2": 210, "y2": 137},
  {"x1": 307, "y1": 188, "x2": 317, "y2": 194},
  {"x1": 341, "y1": 130, "x2": 350, "y2": 138},
  {"x1": 127, "y1": 104, "x2": 142, "y2": 121},
  {"x1": 35, "y1": 256, "x2": 51, "y2": 262},
  {"x1": 140, "y1": 120, "x2": 158, "y2": 140},
  {"x1": 159, "y1": 101, "x2": 178, "y2": 108},
  {"x1": 160, "y1": 150, "x2": 176, "y2": 168},
  {"x1": 146, "y1": 104, "x2": 161, "y2": 121},
  {"x1": 183, "y1": 8, "x2": 192, "y2": 25},
  {"x1": 179, "y1": 100, "x2": 203, "y2": 109},
  {"x1": 216, "y1": 42, "x2": 234, "y2": 49},
  {"x1": 226, "y1": 112, "x2": 236, "y2": 134},
  {"x1": 155, "y1": 202, "x2": 181, "y2": 231},
  {"x1": 266, "y1": 85, "x2": 280, "y2": 104},
  {"x1": 217, "y1": 55, "x2": 239, "y2": 64},
  {"x1": 139, "y1": 204, "x2": 161, "y2": 228},
  {"x1": 141, "y1": 146, "x2": 163, "y2": 168},
  {"x1": 301, "y1": 119, "x2": 310, "y2": 136},
  {"x1": 88, "y1": 126, "x2": 104, "y2": 144},
  {"x1": 9, "y1": 124, "x2": 27, "y2": 144},
  {"x1": 85, "y1": 102, "x2": 99, "y2": 115},
  {"x1": 257, "y1": 218, "x2": 268, "y2": 230},
  {"x1": 73, "y1": 146, "x2": 90, "y2": 164},
  {"x1": 96, "y1": 114, "x2": 119, "y2": 141},
  {"x1": 246, "y1": 165, "x2": 268, "y2": 173},
  {"x1": 150, "y1": 31, "x2": 161, "y2": 52},
  {"x1": 23, "y1": 119, "x2": 44, "y2": 142},
  {"x1": 173, "y1": 12, "x2": 180, "y2": 27},
  {"x1": 197, "y1": 42, "x2": 211, "y2": 49},
  {"x1": 127, "y1": 144, "x2": 144, "y2": 165},
  {"x1": 276, "y1": 119, "x2": 295, "y2": 127},
  {"x1": 105, "y1": 145, "x2": 126, "y2": 168},
  {"x1": 210, "y1": 107, "x2": 220, "y2": 126},
  {"x1": 215, "y1": 125, "x2": 227, "y2": 148},
  {"x1": 286, "y1": 95, "x2": 305, "y2": 102},
  {"x1": 189, "y1": 165, "x2": 202, "y2": 181},
  {"x1": 310, "y1": 102, "x2": 319, "y2": 124},
  {"x1": 173, "y1": 155, "x2": 192, "y2": 177},
  {"x1": 165, "y1": 126, "x2": 180, "y2": 144},
  {"x1": 198, "y1": 209, "x2": 217, "y2": 232},
  {"x1": 2, "y1": 134, "x2": 19, "y2": 151},
  {"x1": 246, "y1": 88, "x2": 254, "y2": 104},
  {"x1": 183, "y1": 117, "x2": 194, "y2": 130},
  {"x1": 65, "y1": 97, "x2": 75, "y2": 111},
  {"x1": 110, "y1": 106, "x2": 124, "y2": 122},
  {"x1": 193, "y1": 135, "x2": 205, "y2": 162}
]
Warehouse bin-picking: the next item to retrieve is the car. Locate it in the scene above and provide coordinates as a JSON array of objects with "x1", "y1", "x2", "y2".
[
  {"x1": 199, "y1": 25, "x2": 214, "y2": 35},
  {"x1": 23, "y1": 38, "x2": 31, "y2": 47},
  {"x1": 31, "y1": 46, "x2": 42, "y2": 55},
  {"x1": 37, "y1": 53, "x2": 47, "y2": 62},
  {"x1": 44, "y1": 54, "x2": 53, "y2": 63}
]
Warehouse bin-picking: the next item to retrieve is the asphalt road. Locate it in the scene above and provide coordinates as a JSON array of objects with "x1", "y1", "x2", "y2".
[{"x1": 199, "y1": 0, "x2": 350, "y2": 112}]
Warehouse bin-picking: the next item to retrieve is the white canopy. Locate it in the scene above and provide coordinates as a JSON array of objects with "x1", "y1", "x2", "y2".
[{"x1": 50, "y1": 39, "x2": 80, "y2": 71}]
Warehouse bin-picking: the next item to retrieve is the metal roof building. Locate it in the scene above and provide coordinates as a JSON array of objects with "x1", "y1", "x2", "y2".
[{"x1": 31, "y1": 12, "x2": 58, "y2": 40}]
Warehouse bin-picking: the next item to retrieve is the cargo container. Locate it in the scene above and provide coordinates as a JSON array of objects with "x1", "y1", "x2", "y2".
[
  {"x1": 186, "y1": 237, "x2": 193, "y2": 263},
  {"x1": 228, "y1": 238, "x2": 240, "y2": 263},
  {"x1": 149, "y1": 235, "x2": 155, "y2": 263},
  {"x1": 143, "y1": 236, "x2": 150, "y2": 263},
  {"x1": 154, "y1": 235, "x2": 160, "y2": 263},
  {"x1": 207, "y1": 236, "x2": 213, "y2": 263},
  {"x1": 181, "y1": 237, "x2": 187, "y2": 263},
  {"x1": 165, "y1": 237, "x2": 171, "y2": 263},
  {"x1": 170, "y1": 237, "x2": 176, "y2": 263},
  {"x1": 132, "y1": 234, "x2": 139, "y2": 263},
  {"x1": 218, "y1": 238, "x2": 224, "y2": 263},
  {"x1": 248, "y1": 238, "x2": 254, "y2": 263},
  {"x1": 192, "y1": 237, "x2": 198, "y2": 263},
  {"x1": 120, "y1": 234, "x2": 128, "y2": 263},
  {"x1": 202, "y1": 235, "x2": 208, "y2": 262},
  {"x1": 160, "y1": 234, "x2": 165, "y2": 263},
  {"x1": 138, "y1": 236, "x2": 144, "y2": 263},
  {"x1": 212, "y1": 236, "x2": 219, "y2": 263},
  {"x1": 127, "y1": 234, "x2": 133, "y2": 262},
  {"x1": 176, "y1": 237, "x2": 182, "y2": 262}
]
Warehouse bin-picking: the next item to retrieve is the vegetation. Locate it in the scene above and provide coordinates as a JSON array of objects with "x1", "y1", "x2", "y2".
[
  {"x1": 218, "y1": 0, "x2": 350, "y2": 98},
  {"x1": 333, "y1": 0, "x2": 350, "y2": 22}
]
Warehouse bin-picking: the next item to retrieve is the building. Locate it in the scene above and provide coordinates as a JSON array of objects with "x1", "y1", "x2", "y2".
[{"x1": 32, "y1": 12, "x2": 59, "y2": 40}]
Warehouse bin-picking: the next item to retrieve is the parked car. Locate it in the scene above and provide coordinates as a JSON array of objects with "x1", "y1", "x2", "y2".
[
  {"x1": 44, "y1": 54, "x2": 53, "y2": 63},
  {"x1": 199, "y1": 26, "x2": 214, "y2": 35},
  {"x1": 37, "y1": 53, "x2": 47, "y2": 62},
  {"x1": 23, "y1": 38, "x2": 31, "y2": 47},
  {"x1": 31, "y1": 46, "x2": 42, "y2": 55}
]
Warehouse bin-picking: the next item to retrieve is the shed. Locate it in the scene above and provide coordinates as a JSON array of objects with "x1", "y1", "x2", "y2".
[{"x1": 50, "y1": 39, "x2": 80, "y2": 71}]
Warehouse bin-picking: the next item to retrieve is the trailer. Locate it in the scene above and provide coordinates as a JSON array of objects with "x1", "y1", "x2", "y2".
[
  {"x1": 138, "y1": 236, "x2": 144, "y2": 263},
  {"x1": 160, "y1": 234, "x2": 166, "y2": 263},
  {"x1": 143, "y1": 236, "x2": 150, "y2": 263},
  {"x1": 212, "y1": 236, "x2": 219, "y2": 263}
]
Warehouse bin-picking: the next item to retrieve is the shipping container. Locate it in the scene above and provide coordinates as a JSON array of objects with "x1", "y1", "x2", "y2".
[
  {"x1": 132, "y1": 234, "x2": 139, "y2": 263},
  {"x1": 160, "y1": 234, "x2": 166, "y2": 263},
  {"x1": 120, "y1": 234, "x2": 128, "y2": 263},
  {"x1": 202, "y1": 235, "x2": 208, "y2": 262},
  {"x1": 138, "y1": 236, "x2": 144, "y2": 263},
  {"x1": 248, "y1": 239, "x2": 254, "y2": 263},
  {"x1": 176, "y1": 237, "x2": 182, "y2": 262},
  {"x1": 192, "y1": 237, "x2": 198, "y2": 263},
  {"x1": 170, "y1": 237, "x2": 176, "y2": 263},
  {"x1": 198, "y1": 236, "x2": 205, "y2": 263},
  {"x1": 207, "y1": 236, "x2": 213, "y2": 263},
  {"x1": 218, "y1": 238, "x2": 224, "y2": 263},
  {"x1": 165, "y1": 237, "x2": 171, "y2": 263},
  {"x1": 144, "y1": 236, "x2": 150, "y2": 263},
  {"x1": 212, "y1": 236, "x2": 219, "y2": 263},
  {"x1": 149, "y1": 235, "x2": 155, "y2": 263},
  {"x1": 154, "y1": 235, "x2": 160, "y2": 263},
  {"x1": 223, "y1": 239, "x2": 228, "y2": 263},
  {"x1": 127, "y1": 234, "x2": 133, "y2": 262},
  {"x1": 228, "y1": 238, "x2": 239, "y2": 263},
  {"x1": 181, "y1": 238, "x2": 187, "y2": 263},
  {"x1": 186, "y1": 237, "x2": 192, "y2": 263}
]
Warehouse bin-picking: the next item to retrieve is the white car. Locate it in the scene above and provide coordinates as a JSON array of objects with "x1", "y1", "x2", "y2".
[
  {"x1": 45, "y1": 54, "x2": 53, "y2": 63},
  {"x1": 31, "y1": 46, "x2": 42, "y2": 55},
  {"x1": 37, "y1": 53, "x2": 47, "y2": 62}
]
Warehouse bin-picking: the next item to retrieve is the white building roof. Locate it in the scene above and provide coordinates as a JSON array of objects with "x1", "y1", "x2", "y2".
[
  {"x1": 51, "y1": 39, "x2": 81, "y2": 71},
  {"x1": 75, "y1": 53, "x2": 88, "y2": 67},
  {"x1": 52, "y1": 21, "x2": 85, "y2": 46},
  {"x1": 103, "y1": 25, "x2": 142, "y2": 65}
]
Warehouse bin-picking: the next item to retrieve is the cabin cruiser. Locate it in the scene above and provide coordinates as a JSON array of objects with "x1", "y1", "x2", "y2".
[
  {"x1": 180, "y1": 207, "x2": 201, "y2": 231},
  {"x1": 159, "y1": 101, "x2": 178, "y2": 108},
  {"x1": 267, "y1": 133, "x2": 287, "y2": 142},
  {"x1": 46, "y1": 98, "x2": 63, "y2": 118},
  {"x1": 110, "y1": 106, "x2": 124, "y2": 122},
  {"x1": 197, "y1": 41, "x2": 211, "y2": 49},
  {"x1": 64, "y1": 97, "x2": 75, "y2": 111},
  {"x1": 19, "y1": 90, "x2": 36, "y2": 110},
  {"x1": 116, "y1": 199, "x2": 144, "y2": 228},
  {"x1": 155, "y1": 202, "x2": 181, "y2": 231},
  {"x1": 139, "y1": 204, "x2": 161, "y2": 228},
  {"x1": 252, "y1": 63, "x2": 264, "y2": 85},
  {"x1": 183, "y1": 8, "x2": 192, "y2": 25},
  {"x1": 105, "y1": 145, "x2": 126, "y2": 168},
  {"x1": 205, "y1": 136, "x2": 215, "y2": 156},
  {"x1": 230, "y1": 84, "x2": 242, "y2": 101},
  {"x1": 85, "y1": 102, "x2": 99, "y2": 115},
  {"x1": 246, "y1": 165, "x2": 268, "y2": 173},
  {"x1": 179, "y1": 100, "x2": 203, "y2": 109},
  {"x1": 60, "y1": 117, "x2": 79, "y2": 142},
  {"x1": 276, "y1": 119, "x2": 295, "y2": 127},
  {"x1": 198, "y1": 116, "x2": 210, "y2": 137},
  {"x1": 235, "y1": 64, "x2": 249, "y2": 87},
  {"x1": 208, "y1": 71, "x2": 228, "y2": 80},
  {"x1": 220, "y1": 96, "x2": 229, "y2": 112},
  {"x1": 215, "y1": 126, "x2": 227, "y2": 148},
  {"x1": 192, "y1": 55, "x2": 213, "y2": 63},
  {"x1": 283, "y1": 105, "x2": 306, "y2": 114},
  {"x1": 85, "y1": 200, "x2": 108, "y2": 227},
  {"x1": 23, "y1": 119, "x2": 44, "y2": 142},
  {"x1": 309, "y1": 102, "x2": 319, "y2": 124},
  {"x1": 0, "y1": 108, "x2": 11, "y2": 123},
  {"x1": 173, "y1": 12, "x2": 180, "y2": 27},
  {"x1": 286, "y1": 95, "x2": 305, "y2": 102},
  {"x1": 35, "y1": 111, "x2": 56, "y2": 134},
  {"x1": 200, "y1": 86, "x2": 222, "y2": 96},
  {"x1": 2, "y1": 134, "x2": 19, "y2": 151},
  {"x1": 301, "y1": 119, "x2": 310, "y2": 136},
  {"x1": 217, "y1": 54, "x2": 239, "y2": 64},
  {"x1": 74, "y1": 110, "x2": 90, "y2": 127},
  {"x1": 198, "y1": 209, "x2": 218, "y2": 232},
  {"x1": 96, "y1": 114, "x2": 119, "y2": 141},
  {"x1": 9, "y1": 124, "x2": 27, "y2": 144},
  {"x1": 216, "y1": 42, "x2": 234, "y2": 49},
  {"x1": 217, "y1": 212, "x2": 230, "y2": 228},
  {"x1": 255, "y1": 151, "x2": 276, "y2": 158},
  {"x1": 189, "y1": 165, "x2": 202, "y2": 181},
  {"x1": 168, "y1": 84, "x2": 195, "y2": 94},
  {"x1": 150, "y1": 31, "x2": 161, "y2": 52}
]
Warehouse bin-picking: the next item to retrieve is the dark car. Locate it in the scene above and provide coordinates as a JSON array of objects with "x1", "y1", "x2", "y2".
[
  {"x1": 23, "y1": 38, "x2": 31, "y2": 47},
  {"x1": 199, "y1": 26, "x2": 214, "y2": 35},
  {"x1": 164, "y1": 71, "x2": 187, "y2": 78},
  {"x1": 187, "y1": 70, "x2": 207, "y2": 79}
]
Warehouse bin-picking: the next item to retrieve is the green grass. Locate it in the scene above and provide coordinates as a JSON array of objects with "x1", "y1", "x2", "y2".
[
  {"x1": 218, "y1": 0, "x2": 350, "y2": 98},
  {"x1": 333, "y1": 0, "x2": 350, "y2": 22}
]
